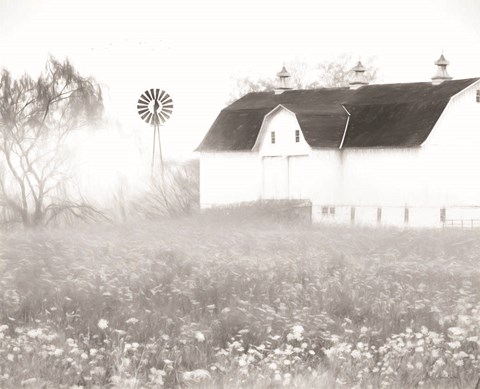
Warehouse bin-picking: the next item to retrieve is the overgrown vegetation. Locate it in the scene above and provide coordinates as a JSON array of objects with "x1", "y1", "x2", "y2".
[
  {"x1": 128, "y1": 160, "x2": 200, "y2": 220},
  {"x1": 1, "y1": 208, "x2": 479, "y2": 388}
]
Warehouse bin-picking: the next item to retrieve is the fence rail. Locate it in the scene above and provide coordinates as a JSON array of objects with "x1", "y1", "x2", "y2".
[{"x1": 443, "y1": 219, "x2": 480, "y2": 229}]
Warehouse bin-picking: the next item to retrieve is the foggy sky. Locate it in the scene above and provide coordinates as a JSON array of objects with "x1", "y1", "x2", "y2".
[{"x1": 1, "y1": 0, "x2": 479, "y2": 200}]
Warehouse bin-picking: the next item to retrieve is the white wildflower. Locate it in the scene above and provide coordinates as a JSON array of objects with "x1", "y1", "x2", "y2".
[
  {"x1": 351, "y1": 349, "x2": 361, "y2": 359},
  {"x1": 292, "y1": 325, "x2": 304, "y2": 333},
  {"x1": 92, "y1": 366, "x2": 106, "y2": 376},
  {"x1": 448, "y1": 341, "x2": 461, "y2": 349},
  {"x1": 448, "y1": 327, "x2": 465, "y2": 337},
  {"x1": 20, "y1": 378, "x2": 37, "y2": 386},
  {"x1": 434, "y1": 358, "x2": 445, "y2": 367},
  {"x1": 183, "y1": 369, "x2": 211, "y2": 381},
  {"x1": 27, "y1": 329, "x2": 42, "y2": 339},
  {"x1": 195, "y1": 331, "x2": 205, "y2": 342},
  {"x1": 467, "y1": 336, "x2": 478, "y2": 342},
  {"x1": 97, "y1": 319, "x2": 108, "y2": 330}
]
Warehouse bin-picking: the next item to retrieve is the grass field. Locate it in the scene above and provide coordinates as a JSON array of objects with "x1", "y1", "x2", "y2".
[{"x1": 1, "y1": 205, "x2": 480, "y2": 388}]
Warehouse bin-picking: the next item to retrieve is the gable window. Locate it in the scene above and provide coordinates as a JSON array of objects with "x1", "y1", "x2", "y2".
[
  {"x1": 271, "y1": 131, "x2": 276, "y2": 144},
  {"x1": 477, "y1": 90, "x2": 480, "y2": 103},
  {"x1": 329, "y1": 207, "x2": 335, "y2": 216},
  {"x1": 295, "y1": 129, "x2": 300, "y2": 143},
  {"x1": 322, "y1": 206, "x2": 328, "y2": 216}
]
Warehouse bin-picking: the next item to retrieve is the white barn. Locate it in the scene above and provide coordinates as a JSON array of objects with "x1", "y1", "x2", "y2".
[{"x1": 196, "y1": 56, "x2": 480, "y2": 228}]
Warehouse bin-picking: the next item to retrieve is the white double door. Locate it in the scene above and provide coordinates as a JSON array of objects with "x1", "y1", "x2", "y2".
[{"x1": 262, "y1": 155, "x2": 310, "y2": 200}]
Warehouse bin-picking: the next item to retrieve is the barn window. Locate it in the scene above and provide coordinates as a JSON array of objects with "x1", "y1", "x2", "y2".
[
  {"x1": 271, "y1": 131, "x2": 276, "y2": 144},
  {"x1": 377, "y1": 207, "x2": 382, "y2": 223},
  {"x1": 329, "y1": 207, "x2": 335, "y2": 216},
  {"x1": 440, "y1": 208, "x2": 446, "y2": 223},
  {"x1": 295, "y1": 130, "x2": 300, "y2": 143},
  {"x1": 322, "y1": 206, "x2": 328, "y2": 216},
  {"x1": 477, "y1": 90, "x2": 480, "y2": 103},
  {"x1": 350, "y1": 207, "x2": 356, "y2": 222},
  {"x1": 404, "y1": 208, "x2": 409, "y2": 224}
]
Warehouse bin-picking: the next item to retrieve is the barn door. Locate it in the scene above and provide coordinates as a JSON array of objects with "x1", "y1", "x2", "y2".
[
  {"x1": 262, "y1": 156, "x2": 289, "y2": 199},
  {"x1": 289, "y1": 155, "x2": 310, "y2": 199}
]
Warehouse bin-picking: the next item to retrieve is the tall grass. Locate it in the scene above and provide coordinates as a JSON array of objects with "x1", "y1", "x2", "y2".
[{"x1": 0, "y1": 206, "x2": 479, "y2": 388}]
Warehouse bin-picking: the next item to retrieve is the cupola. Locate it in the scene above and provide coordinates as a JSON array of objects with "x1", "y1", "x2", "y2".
[
  {"x1": 431, "y1": 54, "x2": 453, "y2": 85},
  {"x1": 349, "y1": 61, "x2": 369, "y2": 90},
  {"x1": 274, "y1": 66, "x2": 292, "y2": 95}
]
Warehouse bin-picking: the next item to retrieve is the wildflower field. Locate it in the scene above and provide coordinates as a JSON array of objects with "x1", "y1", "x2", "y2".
[{"x1": 1, "y1": 206, "x2": 480, "y2": 388}]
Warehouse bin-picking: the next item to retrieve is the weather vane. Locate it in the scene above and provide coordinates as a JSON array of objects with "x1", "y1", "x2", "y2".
[{"x1": 137, "y1": 89, "x2": 173, "y2": 176}]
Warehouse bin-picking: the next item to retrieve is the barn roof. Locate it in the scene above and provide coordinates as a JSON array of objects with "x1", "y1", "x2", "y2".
[{"x1": 196, "y1": 78, "x2": 480, "y2": 151}]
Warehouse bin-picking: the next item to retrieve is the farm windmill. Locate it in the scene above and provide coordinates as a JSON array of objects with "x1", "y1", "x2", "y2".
[{"x1": 137, "y1": 89, "x2": 173, "y2": 176}]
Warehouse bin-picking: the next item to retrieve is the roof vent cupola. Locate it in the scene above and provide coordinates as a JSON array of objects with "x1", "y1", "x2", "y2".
[
  {"x1": 431, "y1": 54, "x2": 453, "y2": 85},
  {"x1": 274, "y1": 66, "x2": 292, "y2": 95},
  {"x1": 349, "y1": 61, "x2": 369, "y2": 90}
]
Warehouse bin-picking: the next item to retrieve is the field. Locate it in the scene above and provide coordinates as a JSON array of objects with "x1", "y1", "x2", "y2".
[{"x1": 1, "y1": 205, "x2": 480, "y2": 388}]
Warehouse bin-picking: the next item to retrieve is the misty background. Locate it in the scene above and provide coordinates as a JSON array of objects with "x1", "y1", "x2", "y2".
[{"x1": 1, "y1": 0, "x2": 479, "y2": 208}]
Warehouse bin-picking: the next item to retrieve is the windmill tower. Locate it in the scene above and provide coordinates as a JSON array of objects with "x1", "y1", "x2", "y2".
[{"x1": 137, "y1": 89, "x2": 173, "y2": 176}]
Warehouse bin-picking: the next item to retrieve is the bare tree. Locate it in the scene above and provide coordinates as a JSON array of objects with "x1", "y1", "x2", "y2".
[
  {"x1": 317, "y1": 54, "x2": 378, "y2": 88},
  {"x1": 0, "y1": 57, "x2": 104, "y2": 227},
  {"x1": 228, "y1": 54, "x2": 379, "y2": 103}
]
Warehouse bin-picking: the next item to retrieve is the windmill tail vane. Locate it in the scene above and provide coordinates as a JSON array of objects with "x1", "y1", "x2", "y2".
[{"x1": 137, "y1": 88, "x2": 173, "y2": 177}]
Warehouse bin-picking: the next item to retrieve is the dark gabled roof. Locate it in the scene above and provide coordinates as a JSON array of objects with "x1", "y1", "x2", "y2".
[{"x1": 196, "y1": 78, "x2": 480, "y2": 151}]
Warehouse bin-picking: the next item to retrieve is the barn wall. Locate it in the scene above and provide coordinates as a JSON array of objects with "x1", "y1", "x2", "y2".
[
  {"x1": 199, "y1": 152, "x2": 261, "y2": 208},
  {"x1": 420, "y1": 80, "x2": 480, "y2": 207},
  {"x1": 312, "y1": 81, "x2": 480, "y2": 227},
  {"x1": 309, "y1": 149, "x2": 343, "y2": 205},
  {"x1": 337, "y1": 148, "x2": 423, "y2": 206}
]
